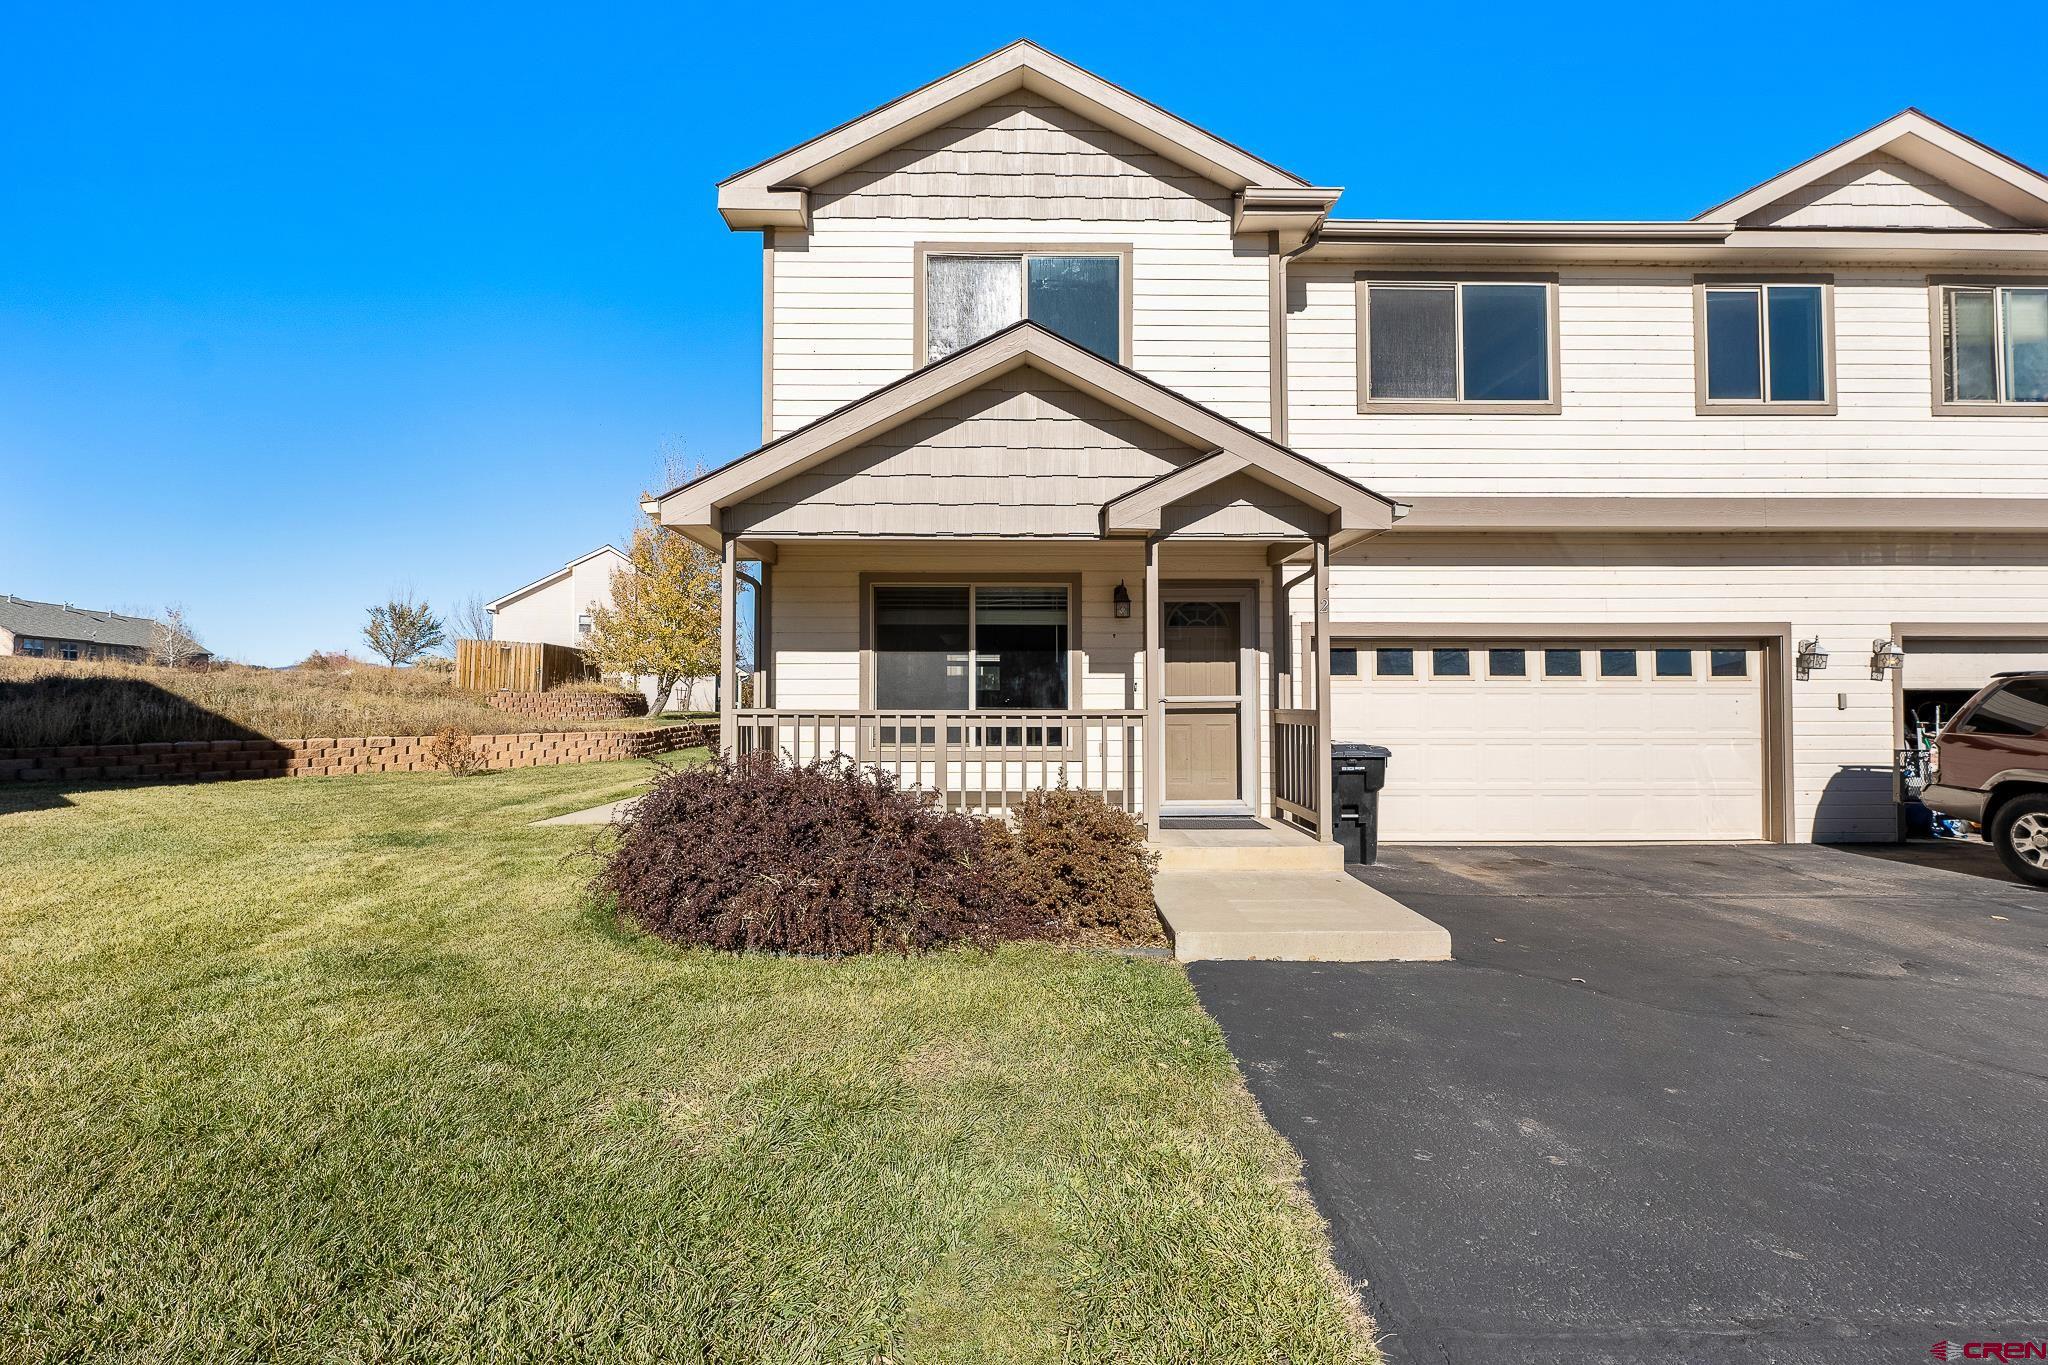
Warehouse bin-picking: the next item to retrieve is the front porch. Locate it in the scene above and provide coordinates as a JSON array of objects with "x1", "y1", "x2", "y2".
[
  {"x1": 645, "y1": 321, "x2": 1404, "y2": 844},
  {"x1": 713, "y1": 537, "x2": 1340, "y2": 841}
]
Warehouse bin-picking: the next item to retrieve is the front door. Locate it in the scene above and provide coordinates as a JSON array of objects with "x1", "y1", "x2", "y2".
[{"x1": 1163, "y1": 599, "x2": 1242, "y2": 803}]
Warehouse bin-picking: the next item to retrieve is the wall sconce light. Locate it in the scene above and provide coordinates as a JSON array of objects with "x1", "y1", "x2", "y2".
[
  {"x1": 1796, "y1": 637, "x2": 1829, "y2": 680},
  {"x1": 1870, "y1": 638, "x2": 1905, "y2": 680},
  {"x1": 1113, "y1": 580, "x2": 1132, "y2": 619}
]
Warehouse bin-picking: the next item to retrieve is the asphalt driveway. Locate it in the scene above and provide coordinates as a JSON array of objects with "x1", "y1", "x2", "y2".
[{"x1": 1190, "y1": 844, "x2": 2048, "y2": 1365}]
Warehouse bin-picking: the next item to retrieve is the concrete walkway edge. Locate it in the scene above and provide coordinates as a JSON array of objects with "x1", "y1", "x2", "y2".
[{"x1": 1155, "y1": 870, "x2": 1453, "y2": 962}]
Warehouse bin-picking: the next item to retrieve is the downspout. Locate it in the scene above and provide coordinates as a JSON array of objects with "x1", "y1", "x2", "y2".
[{"x1": 1270, "y1": 221, "x2": 1327, "y2": 448}]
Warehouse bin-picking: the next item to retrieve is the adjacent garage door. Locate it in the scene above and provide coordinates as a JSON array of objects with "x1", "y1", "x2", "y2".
[
  {"x1": 1900, "y1": 636, "x2": 2048, "y2": 689},
  {"x1": 1330, "y1": 638, "x2": 1768, "y2": 842}
]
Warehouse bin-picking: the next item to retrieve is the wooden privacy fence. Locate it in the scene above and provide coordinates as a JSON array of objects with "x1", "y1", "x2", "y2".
[{"x1": 455, "y1": 639, "x2": 596, "y2": 693}]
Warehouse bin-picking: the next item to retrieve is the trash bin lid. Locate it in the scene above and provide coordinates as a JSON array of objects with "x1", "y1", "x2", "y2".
[{"x1": 1330, "y1": 742, "x2": 1391, "y2": 759}]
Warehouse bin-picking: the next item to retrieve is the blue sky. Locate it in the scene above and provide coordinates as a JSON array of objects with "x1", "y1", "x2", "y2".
[{"x1": 4, "y1": 1, "x2": 2041, "y2": 664}]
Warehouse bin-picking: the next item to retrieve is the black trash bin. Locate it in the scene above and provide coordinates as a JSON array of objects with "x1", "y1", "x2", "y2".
[{"x1": 1329, "y1": 742, "x2": 1391, "y2": 865}]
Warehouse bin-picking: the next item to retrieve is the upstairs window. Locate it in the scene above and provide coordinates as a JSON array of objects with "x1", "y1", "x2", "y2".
[
  {"x1": 1935, "y1": 282, "x2": 2048, "y2": 412},
  {"x1": 1697, "y1": 280, "x2": 1833, "y2": 412},
  {"x1": 922, "y1": 250, "x2": 1124, "y2": 364},
  {"x1": 1357, "y1": 275, "x2": 1558, "y2": 412}
]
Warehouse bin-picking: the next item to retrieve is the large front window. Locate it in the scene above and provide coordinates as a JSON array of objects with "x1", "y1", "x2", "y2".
[
  {"x1": 1359, "y1": 277, "x2": 1556, "y2": 409},
  {"x1": 923, "y1": 252, "x2": 1121, "y2": 364},
  {"x1": 1938, "y1": 283, "x2": 2048, "y2": 409},
  {"x1": 873, "y1": 584, "x2": 1069, "y2": 710}
]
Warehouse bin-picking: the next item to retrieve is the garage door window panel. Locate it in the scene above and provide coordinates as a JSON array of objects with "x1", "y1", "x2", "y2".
[
  {"x1": 1655, "y1": 648, "x2": 1694, "y2": 678},
  {"x1": 1432, "y1": 647, "x2": 1472, "y2": 678},
  {"x1": 1375, "y1": 647, "x2": 1415, "y2": 678},
  {"x1": 1710, "y1": 648, "x2": 1748, "y2": 678},
  {"x1": 1488, "y1": 647, "x2": 1528, "y2": 678},
  {"x1": 1544, "y1": 648, "x2": 1583, "y2": 678},
  {"x1": 1600, "y1": 648, "x2": 1638, "y2": 678},
  {"x1": 1359, "y1": 274, "x2": 1560, "y2": 413}
]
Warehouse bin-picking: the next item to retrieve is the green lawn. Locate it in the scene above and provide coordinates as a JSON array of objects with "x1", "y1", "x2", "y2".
[{"x1": 0, "y1": 760, "x2": 1371, "y2": 1364}]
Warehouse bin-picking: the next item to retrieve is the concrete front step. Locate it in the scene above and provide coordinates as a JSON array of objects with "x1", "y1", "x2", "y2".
[
  {"x1": 1152, "y1": 840, "x2": 1345, "y2": 873},
  {"x1": 1154, "y1": 870, "x2": 1453, "y2": 963}
]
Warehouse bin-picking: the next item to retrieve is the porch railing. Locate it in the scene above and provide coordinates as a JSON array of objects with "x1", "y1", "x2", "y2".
[
  {"x1": 1273, "y1": 708, "x2": 1320, "y2": 825},
  {"x1": 733, "y1": 709, "x2": 1144, "y2": 815}
]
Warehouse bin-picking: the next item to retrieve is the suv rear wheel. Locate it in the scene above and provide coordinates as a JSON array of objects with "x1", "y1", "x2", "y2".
[{"x1": 1989, "y1": 793, "x2": 2048, "y2": 887}]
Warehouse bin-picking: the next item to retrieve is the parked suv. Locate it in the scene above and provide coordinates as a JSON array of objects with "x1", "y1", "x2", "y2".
[{"x1": 1921, "y1": 671, "x2": 2048, "y2": 886}]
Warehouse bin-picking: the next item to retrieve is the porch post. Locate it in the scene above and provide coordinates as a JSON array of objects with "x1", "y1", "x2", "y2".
[
  {"x1": 1313, "y1": 536, "x2": 1333, "y2": 844},
  {"x1": 755, "y1": 558, "x2": 773, "y2": 708},
  {"x1": 1271, "y1": 560, "x2": 1292, "y2": 711},
  {"x1": 719, "y1": 533, "x2": 737, "y2": 757},
  {"x1": 1144, "y1": 535, "x2": 1163, "y2": 838}
]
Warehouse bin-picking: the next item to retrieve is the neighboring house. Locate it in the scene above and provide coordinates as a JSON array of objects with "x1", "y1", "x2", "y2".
[
  {"x1": 646, "y1": 41, "x2": 2048, "y2": 844},
  {"x1": 485, "y1": 547, "x2": 714, "y2": 710},
  {"x1": 487, "y1": 545, "x2": 632, "y2": 649},
  {"x1": 0, "y1": 595, "x2": 209, "y2": 665}
]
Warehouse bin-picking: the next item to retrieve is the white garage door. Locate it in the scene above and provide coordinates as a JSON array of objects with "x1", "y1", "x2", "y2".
[
  {"x1": 1901, "y1": 636, "x2": 2048, "y2": 688},
  {"x1": 1330, "y1": 639, "x2": 1768, "y2": 843}
]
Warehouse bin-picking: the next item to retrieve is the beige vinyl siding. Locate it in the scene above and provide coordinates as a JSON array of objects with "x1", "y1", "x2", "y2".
[
  {"x1": 1286, "y1": 265, "x2": 2048, "y2": 497},
  {"x1": 772, "y1": 99, "x2": 1271, "y2": 438},
  {"x1": 1158, "y1": 472, "x2": 1327, "y2": 539},
  {"x1": 1304, "y1": 530, "x2": 2048, "y2": 842},
  {"x1": 812, "y1": 96, "x2": 1229, "y2": 223},
  {"x1": 764, "y1": 541, "x2": 1279, "y2": 810},
  {"x1": 1743, "y1": 152, "x2": 2019, "y2": 229},
  {"x1": 729, "y1": 367, "x2": 1200, "y2": 537}
]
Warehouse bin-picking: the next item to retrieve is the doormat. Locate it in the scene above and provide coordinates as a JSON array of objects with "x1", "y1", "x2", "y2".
[{"x1": 1159, "y1": 816, "x2": 1268, "y2": 831}]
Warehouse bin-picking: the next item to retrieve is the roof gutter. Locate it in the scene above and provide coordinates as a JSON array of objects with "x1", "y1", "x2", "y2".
[{"x1": 1317, "y1": 220, "x2": 1733, "y2": 245}]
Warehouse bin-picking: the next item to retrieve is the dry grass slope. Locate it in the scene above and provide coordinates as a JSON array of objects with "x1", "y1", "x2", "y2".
[{"x1": 0, "y1": 657, "x2": 663, "y2": 747}]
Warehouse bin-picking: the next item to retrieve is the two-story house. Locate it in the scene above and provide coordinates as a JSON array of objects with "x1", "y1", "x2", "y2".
[{"x1": 648, "y1": 42, "x2": 2048, "y2": 846}]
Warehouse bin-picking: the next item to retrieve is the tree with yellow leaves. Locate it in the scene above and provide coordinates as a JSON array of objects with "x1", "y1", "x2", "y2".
[{"x1": 580, "y1": 524, "x2": 722, "y2": 713}]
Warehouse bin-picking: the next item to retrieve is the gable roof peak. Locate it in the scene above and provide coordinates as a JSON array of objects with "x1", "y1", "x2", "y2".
[
  {"x1": 717, "y1": 41, "x2": 1322, "y2": 231},
  {"x1": 649, "y1": 320, "x2": 1395, "y2": 545},
  {"x1": 1699, "y1": 107, "x2": 2048, "y2": 227}
]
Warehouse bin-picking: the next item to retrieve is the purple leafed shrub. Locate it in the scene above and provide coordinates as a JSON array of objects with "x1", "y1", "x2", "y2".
[{"x1": 597, "y1": 752, "x2": 1047, "y2": 956}]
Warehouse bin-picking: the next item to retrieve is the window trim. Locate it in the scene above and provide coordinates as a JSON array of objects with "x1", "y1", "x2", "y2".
[
  {"x1": 1692, "y1": 274, "x2": 1837, "y2": 416},
  {"x1": 1353, "y1": 271, "x2": 1563, "y2": 415},
  {"x1": 914, "y1": 242, "x2": 1134, "y2": 369},
  {"x1": 859, "y1": 572, "x2": 1084, "y2": 713},
  {"x1": 1928, "y1": 276, "x2": 2048, "y2": 417}
]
